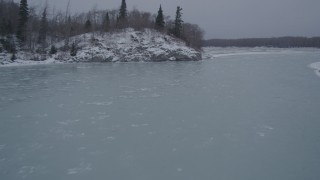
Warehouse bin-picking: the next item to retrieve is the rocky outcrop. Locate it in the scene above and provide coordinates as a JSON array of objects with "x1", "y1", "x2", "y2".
[
  {"x1": 0, "y1": 28, "x2": 202, "y2": 66},
  {"x1": 54, "y1": 28, "x2": 202, "y2": 62}
]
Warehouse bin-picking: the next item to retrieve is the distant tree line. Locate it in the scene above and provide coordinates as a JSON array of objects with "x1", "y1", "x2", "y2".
[
  {"x1": 203, "y1": 37, "x2": 320, "y2": 48},
  {"x1": 0, "y1": 0, "x2": 204, "y2": 59}
]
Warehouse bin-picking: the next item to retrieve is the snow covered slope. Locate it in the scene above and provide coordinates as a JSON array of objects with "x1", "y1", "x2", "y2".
[
  {"x1": 0, "y1": 28, "x2": 201, "y2": 66},
  {"x1": 56, "y1": 28, "x2": 201, "y2": 62}
]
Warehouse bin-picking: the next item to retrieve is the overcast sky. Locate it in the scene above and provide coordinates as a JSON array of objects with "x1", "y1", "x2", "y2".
[{"x1": 25, "y1": 0, "x2": 320, "y2": 39}]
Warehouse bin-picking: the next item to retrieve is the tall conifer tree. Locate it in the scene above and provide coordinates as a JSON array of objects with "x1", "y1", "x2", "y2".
[
  {"x1": 173, "y1": 6, "x2": 183, "y2": 38},
  {"x1": 84, "y1": 19, "x2": 92, "y2": 32},
  {"x1": 103, "y1": 12, "x2": 110, "y2": 32},
  {"x1": 16, "y1": 0, "x2": 29, "y2": 44},
  {"x1": 119, "y1": 0, "x2": 127, "y2": 19},
  {"x1": 155, "y1": 5, "x2": 165, "y2": 30},
  {"x1": 38, "y1": 7, "x2": 48, "y2": 44},
  {"x1": 70, "y1": 42, "x2": 77, "y2": 56},
  {"x1": 117, "y1": 0, "x2": 127, "y2": 28}
]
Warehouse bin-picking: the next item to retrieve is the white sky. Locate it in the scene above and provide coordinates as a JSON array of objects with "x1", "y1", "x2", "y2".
[{"x1": 24, "y1": 0, "x2": 320, "y2": 39}]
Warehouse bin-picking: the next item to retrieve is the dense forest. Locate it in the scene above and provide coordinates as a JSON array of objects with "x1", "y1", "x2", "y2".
[
  {"x1": 203, "y1": 37, "x2": 320, "y2": 48},
  {"x1": 0, "y1": 0, "x2": 204, "y2": 59}
]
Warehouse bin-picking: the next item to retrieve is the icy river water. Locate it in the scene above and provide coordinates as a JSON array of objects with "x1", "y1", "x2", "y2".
[{"x1": 1, "y1": 48, "x2": 320, "y2": 180}]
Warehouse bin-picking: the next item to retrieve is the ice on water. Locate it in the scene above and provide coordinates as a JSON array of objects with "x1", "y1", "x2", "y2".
[
  {"x1": 309, "y1": 62, "x2": 320, "y2": 77},
  {"x1": 1, "y1": 48, "x2": 320, "y2": 180}
]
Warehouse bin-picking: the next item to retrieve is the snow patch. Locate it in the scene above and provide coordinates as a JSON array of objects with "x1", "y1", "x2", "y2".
[
  {"x1": 86, "y1": 101, "x2": 113, "y2": 106},
  {"x1": 0, "y1": 144, "x2": 6, "y2": 150},
  {"x1": 131, "y1": 123, "x2": 149, "y2": 128},
  {"x1": 0, "y1": 56, "x2": 62, "y2": 67},
  {"x1": 57, "y1": 119, "x2": 80, "y2": 126},
  {"x1": 203, "y1": 47, "x2": 318, "y2": 59},
  {"x1": 309, "y1": 62, "x2": 320, "y2": 78},
  {"x1": 67, "y1": 162, "x2": 92, "y2": 175},
  {"x1": 255, "y1": 125, "x2": 274, "y2": 137}
]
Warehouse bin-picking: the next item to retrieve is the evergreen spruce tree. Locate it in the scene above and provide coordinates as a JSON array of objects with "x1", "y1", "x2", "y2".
[
  {"x1": 6, "y1": 35, "x2": 16, "y2": 54},
  {"x1": 84, "y1": 19, "x2": 92, "y2": 32},
  {"x1": 11, "y1": 52, "x2": 16, "y2": 61},
  {"x1": 16, "y1": 0, "x2": 29, "y2": 44},
  {"x1": 173, "y1": 6, "x2": 183, "y2": 38},
  {"x1": 155, "y1": 5, "x2": 165, "y2": 30},
  {"x1": 103, "y1": 12, "x2": 110, "y2": 32},
  {"x1": 1, "y1": 20, "x2": 13, "y2": 36},
  {"x1": 0, "y1": 19, "x2": 4, "y2": 36},
  {"x1": 38, "y1": 7, "x2": 48, "y2": 45},
  {"x1": 119, "y1": 0, "x2": 127, "y2": 19},
  {"x1": 6, "y1": 20, "x2": 13, "y2": 35},
  {"x1": 117, "y1": 0, "x2": 128, "y2": 28},
  {"x1": 49, "y1": 45, "x2": 57, "y2": 55},
  {"x1": 64, "y1": 16, "x2": 72, "y2": 50},
  {"x1": 0, "y1": 19, "x2": 12, "y2": 36},
  {"x1": 70, "y1": 42, "x2": 77, "y2": 56}
]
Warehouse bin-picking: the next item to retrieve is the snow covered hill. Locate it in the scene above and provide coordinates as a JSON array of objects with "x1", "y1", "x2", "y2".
[
  {"x1": 62, "y1": 28, "x2": 201, "y2": 62},
  {"x1": 0, "y1": 28, "x2": 201, "y2": 66}
]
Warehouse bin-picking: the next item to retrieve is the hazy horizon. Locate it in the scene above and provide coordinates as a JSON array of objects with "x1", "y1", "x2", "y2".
[{"x1": 22, "y1": 0, "x2": 320, "y2": 39}]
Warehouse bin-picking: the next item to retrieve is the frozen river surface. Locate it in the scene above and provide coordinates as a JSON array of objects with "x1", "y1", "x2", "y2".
[{"x1": 1, "y1": 48, "x2": 320, "y2": 180}]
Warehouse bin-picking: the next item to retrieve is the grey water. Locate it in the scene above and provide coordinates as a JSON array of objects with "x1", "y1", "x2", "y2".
[{"x1": 1, "y1": 49, "x2": 320, "y2": 180}]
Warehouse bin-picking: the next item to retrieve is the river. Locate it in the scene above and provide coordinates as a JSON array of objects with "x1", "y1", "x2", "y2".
[{"x1": 1, "y1": 47, "x2": 320, "y2": 180}]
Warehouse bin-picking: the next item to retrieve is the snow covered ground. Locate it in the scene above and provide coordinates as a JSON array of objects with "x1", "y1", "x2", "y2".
[
  {"x1": 203, "y1": 47, "x2": 320, "y2": 59},
  {"x1": 0, "y1": 28, "x2": 201, "y2": 66},
  {"x1": 0, "y1": 56, "x2": 63, "y2": 67},
  {"x1": 309, "y1": 62, "x2": 320, "y2": 77},
  {"x1": 2, "y1": 44, "x2": 319, "y2": 67},
  {"x1": 65, "y1": 28, "x2": 201, "y2": 62}
]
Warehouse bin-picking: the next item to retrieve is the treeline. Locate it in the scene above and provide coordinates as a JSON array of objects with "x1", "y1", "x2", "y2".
[
  {"x1": 203, "y1": 37, "x2": 320, "y2": 48},
  {"x1": 0, "y1": 0, "x2": 204, "y2": 59}
]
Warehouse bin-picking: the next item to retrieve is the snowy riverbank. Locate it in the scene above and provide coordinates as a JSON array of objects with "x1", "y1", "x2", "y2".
[
  {"x1": 0, "y1": 28, "x2": 201, "y2": 66},
  {"x1": 0, "y1": 57, "x2": 64, "y2": 67},
  {"x1": 202, "y1": 47, "x2": 320, "y2": 59}
]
